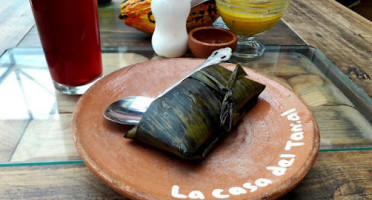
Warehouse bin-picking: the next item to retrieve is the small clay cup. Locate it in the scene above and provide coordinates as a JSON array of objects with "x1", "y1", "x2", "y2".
[{"x1": 188, "y1": 26, "x2": 237, "y2": 58}]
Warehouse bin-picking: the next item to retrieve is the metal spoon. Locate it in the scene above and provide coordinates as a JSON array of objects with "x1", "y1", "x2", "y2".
[
  {"x1": 104, "y1": 47, "x2": 232, "y2": 125},
  {"x1": 191, "y1": 0, "x2": 210, "y2": 7}
]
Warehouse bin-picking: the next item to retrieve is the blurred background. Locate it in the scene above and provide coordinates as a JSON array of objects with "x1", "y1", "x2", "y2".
[{"x1": 336, "y1": 0, "x2": 372, "y2": 21}]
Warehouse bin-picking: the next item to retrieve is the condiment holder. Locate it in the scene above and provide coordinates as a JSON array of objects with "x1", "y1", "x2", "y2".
[{"x1": 151, "y1": 0, "x2": 190, "y2": 58}]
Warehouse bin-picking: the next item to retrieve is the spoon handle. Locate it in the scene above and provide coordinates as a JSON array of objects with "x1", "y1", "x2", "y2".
[
  {"x1": 156, "y1": 47, "x2": 232, "y2": 98},
  {"x1": 191, "y1": 0, "x2": 210, "y2": 7}
]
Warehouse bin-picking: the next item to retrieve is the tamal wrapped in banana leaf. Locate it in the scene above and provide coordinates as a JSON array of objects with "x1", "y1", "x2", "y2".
[{"x1": 125, "y1": 64, "x2": 265, "y2": 159}]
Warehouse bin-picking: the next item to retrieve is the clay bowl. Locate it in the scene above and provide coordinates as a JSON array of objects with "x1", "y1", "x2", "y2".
[{"x1": 188, "y1": 26, "x2": 237, "y2": 58}]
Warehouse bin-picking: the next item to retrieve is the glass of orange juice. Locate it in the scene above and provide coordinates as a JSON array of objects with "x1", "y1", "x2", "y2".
[{"x1": 216, "y1": 0, "x2": 292, "y2": 59}]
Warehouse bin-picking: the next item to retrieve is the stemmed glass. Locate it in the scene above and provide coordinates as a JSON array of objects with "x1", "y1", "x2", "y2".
[{"x1": 215, "y1": 0, "x2": 292, "y2": 59}]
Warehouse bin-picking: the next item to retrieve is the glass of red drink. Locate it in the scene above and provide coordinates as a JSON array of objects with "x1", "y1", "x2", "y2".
[{"x1": 29, "y1": 0, "x2": 103, "y2": 95}]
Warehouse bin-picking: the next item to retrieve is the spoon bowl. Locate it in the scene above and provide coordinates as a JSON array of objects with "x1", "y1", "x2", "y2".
[{"x1": 104, "y1": 96, "x2": 154, "y2": 125}]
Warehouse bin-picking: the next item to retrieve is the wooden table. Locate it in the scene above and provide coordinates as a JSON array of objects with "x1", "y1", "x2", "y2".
[{"x1": 0, "y1": 0, "x2": 371, "y2": 199}]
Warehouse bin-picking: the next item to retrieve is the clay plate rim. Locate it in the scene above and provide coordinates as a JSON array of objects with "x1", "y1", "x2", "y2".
[{"x1": 72, "y1": 58, "x2": 320, "y2": 200}]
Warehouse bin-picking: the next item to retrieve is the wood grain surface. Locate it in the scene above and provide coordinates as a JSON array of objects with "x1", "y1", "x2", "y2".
[
  {"x1": 0, "y1": 151, "x2": 370, "y2": 200},
  {"x1": 246, "y1": 51, "x2": 372, "y2": 149},
  {"x1": 0, "y1": 0, "x2": 34, "y2": 55},
  {"x1": 282, "y1": 0, "x2": 372, "y2": 98},
  {"x1": 0, "y1": 120, "x2": 29, "y2": 162},
  {"x1": 280, "y1": 150, "x2": 372, "y2": 200},
  {"x1": 0, "y1": 0, "x2": 371, "y2": 199}
]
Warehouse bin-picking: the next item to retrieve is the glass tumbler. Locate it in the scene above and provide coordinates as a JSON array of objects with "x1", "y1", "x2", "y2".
[{"x1": 29, "y1": 0, "x2": 103, "y2": 95}]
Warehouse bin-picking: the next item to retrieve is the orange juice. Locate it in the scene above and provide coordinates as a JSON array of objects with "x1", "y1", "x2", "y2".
[{"x1": 216, "y1": 1, "x2": 288, "y2": 36}]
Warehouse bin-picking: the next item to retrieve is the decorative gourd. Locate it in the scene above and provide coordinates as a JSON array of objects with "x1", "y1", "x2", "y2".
[{"x1": 119, "y1": 0, "x2": 219, "y2": 34}]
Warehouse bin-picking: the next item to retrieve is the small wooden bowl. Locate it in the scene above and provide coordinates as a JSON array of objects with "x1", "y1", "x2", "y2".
[{"x1": 188, "y1": 26, "x2": 238, "y2": 58}]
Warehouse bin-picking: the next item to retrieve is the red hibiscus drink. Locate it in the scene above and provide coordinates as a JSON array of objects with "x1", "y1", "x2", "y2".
[{"x1": 29, "y1": 0, "x2": 102, "y2": 94}]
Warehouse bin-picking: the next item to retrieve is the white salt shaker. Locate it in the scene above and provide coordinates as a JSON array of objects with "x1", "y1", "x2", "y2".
[{"x1": 151, "y1": 0, "x2": 191, "y2": 57}]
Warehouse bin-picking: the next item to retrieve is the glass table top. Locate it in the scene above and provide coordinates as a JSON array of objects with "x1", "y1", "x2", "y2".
[{"x1": 0, "y1": 45, "x2": 371, "y2": 166}]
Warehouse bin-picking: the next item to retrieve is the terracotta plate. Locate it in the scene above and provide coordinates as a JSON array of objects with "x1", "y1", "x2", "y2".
[{"x1": 72, "y1": 59, "x2": 319, "y2": 200}]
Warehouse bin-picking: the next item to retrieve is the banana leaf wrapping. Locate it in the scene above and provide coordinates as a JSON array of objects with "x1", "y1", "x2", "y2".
[{"x1": 125, "y1": 64, "x2": 265, "y2": 159}]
